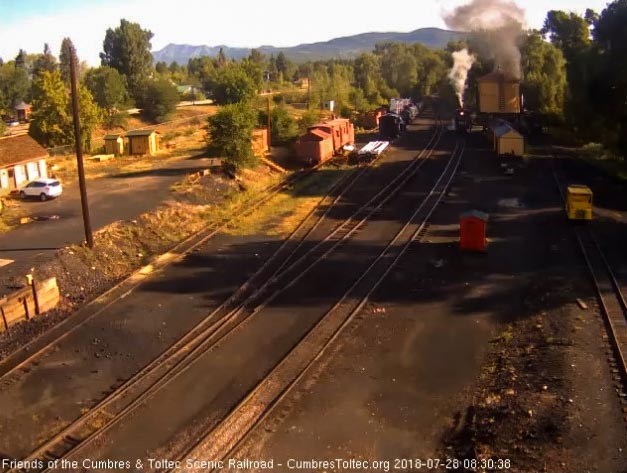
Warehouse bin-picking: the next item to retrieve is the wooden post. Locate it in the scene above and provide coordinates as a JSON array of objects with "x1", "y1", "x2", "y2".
[
  {"x1": 266, "y1": 95, "x2": 271, "y2": 153},
  {"x1": 30, "y1": 277, "x2": 40, "y2": 315},
  {"x1": 22, "y1": 297, "x2": 30, "y2": 320},
  {"x1": 69, "y1": 45, "x2": 94, "y2": 248},
  {"x1": 0, "y1": 306, "x2": 8, "y2": 332}
]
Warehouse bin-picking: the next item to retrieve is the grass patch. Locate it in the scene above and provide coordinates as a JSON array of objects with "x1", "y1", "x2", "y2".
[
  {"x1": 50, "y1": 137, "x2": 207, "y2": 184},
  {"x1": 0, "y1": 198, "x2": 20, "y2": 234},
  {"x1": 497, "y1": 325, "x2": 514, "y2": 344},
  {"x1": 222, "y1": 167, "x2": 350, "y2": 237}
]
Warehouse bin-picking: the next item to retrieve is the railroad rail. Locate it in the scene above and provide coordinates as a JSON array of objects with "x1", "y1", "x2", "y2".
[
  {"x1": 551, "y1": 156, "x2": 627, "y2": 385},
  {"x1": 0, "y1": 158, "x2": 329, "y2": 381},
  {"x1": 7, "y1": 114, "x2": 445, "y2": 472},
  {"x1": 171, "y1": 137, "x2": 466, "y2": 473}
]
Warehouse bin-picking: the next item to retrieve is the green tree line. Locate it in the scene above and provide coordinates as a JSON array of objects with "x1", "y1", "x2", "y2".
[{"x1": 2, "y1": 3, "x2": 625, "y2": 162}]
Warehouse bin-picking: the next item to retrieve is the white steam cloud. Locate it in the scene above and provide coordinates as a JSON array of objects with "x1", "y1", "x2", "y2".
[
  {"x1": 443, "y1": 0, "x2": 526, "y2": 78},
  {"x1": 448, "y1": 49, "x2": 476, "y2": 107}
]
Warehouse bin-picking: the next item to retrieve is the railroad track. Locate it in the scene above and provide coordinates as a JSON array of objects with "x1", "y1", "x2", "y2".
[
  {"x1": 550, "y1": 156, "x2": 627, "y2": 385},
  {"x1": 0, "y1": 157, "x2": 333, "y2": 381},
  {"x1": 6, "y1": 115, "x2": 445, "y2": 472},
  {"x1": 170, "y1": 136, "x2": 466, "y2": 473}
]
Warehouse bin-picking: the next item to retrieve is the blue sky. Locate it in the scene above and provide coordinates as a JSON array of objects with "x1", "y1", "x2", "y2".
[{"x1": 0, "y1": 0, "x2": 613, "y2": 65}]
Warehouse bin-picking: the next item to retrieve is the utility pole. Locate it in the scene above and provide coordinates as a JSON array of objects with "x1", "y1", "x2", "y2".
[
  {"x1": 266, "y1": 95, "x2": 271, "y2": 153},
  {"x1": 307, "y1": 75, "x2": 311, "y2": 109},
  {"x1": 69, "y1": 45, "x2": 94, "y2": 248}
]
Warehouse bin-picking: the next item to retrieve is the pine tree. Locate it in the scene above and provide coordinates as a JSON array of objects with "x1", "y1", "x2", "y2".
[{"x1": 59, "y1": 38, "x2": 77, "y2": 85}]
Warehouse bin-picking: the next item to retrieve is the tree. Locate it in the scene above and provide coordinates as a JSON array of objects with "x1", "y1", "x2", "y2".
[
  {"x1": 137, "y1": 78, "x2": 179, "y2": 122},
  {"x1": 29, "y1": 70, "x2": 102, "y2": 149},
  {"x1": 100, "y1": 19, "x2": 154, "y2": 97},
  {"x1": 76, "y1": 84, "x2": 104, "y2": 151},
  {"x1": 275, "y1": 52, "x2": 294, "y2": 82},
  {"x1": 542, "y1": 11, "x2": 591, "y2": 61},
  {"x1": 520, "y1": 32, "x2": 567, "y2": 117},
  {"x1": 32, "y1": 43, "x2": 57, "y2": 78},
  {"x1": 248, "y1": 49, "x2": 266, "y2": 67},
  {"x1": 15, "y1": 50, "x2": 26, "y2": 70},
  {"x1": 59, "y1": 38, "x2": 77, "y2": 85},
  {"x1": 259, "y1": 106, "x2": 298, "y2": 145},
  {"x1": 188, "y1": 56, "x2": 216, "y2": 91},
  {"x1": 208, "y1": 63, "x2": 257, "y2": 105},
  {"x1": 207, "y1": 102, "x2": 257, "y2": 168},
  {"x1": 83, "y1": 66, "x2": 130, "y2": 114},
  {"x1": 216, "y1": 47, "x2": 228, "y2": 68},
  {"x1": 592, "y1": 0, "x2": 627, "y2": 154},
  {"x1": 298, "y1": 109, "x2": 322, "y2": 133},
  {"x1": 155, "y1": 61, "x2": 168, "y2": 74},
  {"x1": 0, "y1": 62, "x2": 30, "y2": 112},
  {"x1": 29, "y1": 70, "x2": 72, "y2": 147}
]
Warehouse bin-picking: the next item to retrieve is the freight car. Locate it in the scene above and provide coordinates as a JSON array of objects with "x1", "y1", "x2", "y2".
[
  {"x1": 379, "y1": 113, "x2": 405, "y2": 140},
  {"x1": 401, "y1": 104, "x2": 419, "y2": 124},
  {"x1": 295, "y1": 118, "x2": 355, "y2": 165}
]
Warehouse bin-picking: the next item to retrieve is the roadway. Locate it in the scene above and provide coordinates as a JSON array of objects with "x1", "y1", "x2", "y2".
[{"x1": 0, "y1": 154, "x2": 212, "y2": 295}]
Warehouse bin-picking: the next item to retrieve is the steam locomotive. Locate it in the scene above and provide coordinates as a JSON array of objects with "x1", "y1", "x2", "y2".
[{"x1": 454, "y1": 108, "x2": 473, "y2": 133}]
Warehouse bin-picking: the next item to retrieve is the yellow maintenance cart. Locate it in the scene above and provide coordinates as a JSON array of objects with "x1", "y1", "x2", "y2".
[{"x1": 566, "y1": 184, "x2": 593, "y2": 220}]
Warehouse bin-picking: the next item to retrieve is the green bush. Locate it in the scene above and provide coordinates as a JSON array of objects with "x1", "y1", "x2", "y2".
[
  {"x1": 103, "y1": 111, "x2": 129, "y2": 129},
  {"x1": 137, "y1": 79, "x2": 179, "y2": 123},
  {"x1": 207, "y1": 102, "x2": 258, "y2": 169},
  {"x1": 259, "y1": 106, "x2": 299, "y2": 145},
  {"x1": 298, "y1": 109, "x2": 322, "y2": 133}
]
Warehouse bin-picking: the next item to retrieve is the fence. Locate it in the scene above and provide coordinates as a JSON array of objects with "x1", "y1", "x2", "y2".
[{"x1": 0, "y1": 277, "x2": 60, "y2": 333}]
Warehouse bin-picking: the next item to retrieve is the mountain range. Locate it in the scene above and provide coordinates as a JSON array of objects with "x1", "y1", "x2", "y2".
[{"x1": 152, "y1": 28, "x2": 464, "y2": 64}]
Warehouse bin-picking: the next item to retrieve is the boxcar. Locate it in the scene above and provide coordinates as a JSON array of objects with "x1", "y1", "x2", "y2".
[
  {"x1": 379, "y1": 113, "x2": 405, "y2": 139},
  {"x1": 566, "y1": 184, "x2": 593, "y2": 220}
]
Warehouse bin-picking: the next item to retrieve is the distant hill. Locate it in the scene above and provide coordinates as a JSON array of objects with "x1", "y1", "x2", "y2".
[{"x1": 152, "y1": 28, "x2": 465, "y2": 64}]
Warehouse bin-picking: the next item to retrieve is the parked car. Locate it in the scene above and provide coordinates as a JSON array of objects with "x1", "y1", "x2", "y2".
[{"x1": 19, "y1": 178, "x2": 63, "y2": 201}]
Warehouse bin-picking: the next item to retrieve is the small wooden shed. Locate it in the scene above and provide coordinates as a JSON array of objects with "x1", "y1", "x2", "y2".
[
  {"x1": 104, "y1": 134, "x2": 124, "y2": 156},
  {"x1": 460, "y1": 210, "x2": 488, "y2": 252},
  {"x1": 14, "y1": 102, "x2": 32, "y2": 122},
  {"x1": 127, "y1": 130, "x2": 159, "y2": 156},
  {"x1": 493, "y1": 123, "x2": 524, "y2": 156}
]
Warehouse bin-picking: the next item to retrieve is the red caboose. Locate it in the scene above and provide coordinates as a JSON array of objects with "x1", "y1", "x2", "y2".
[
  {"x1": 295, "y1": 129, "x2": 334, "y2": 165},
  {"x1": 310, "y1": 118, "x2": 354, "y2": 153},
  {"x1": 295, "y1": 118, "x2": 355, "y2": 165}
]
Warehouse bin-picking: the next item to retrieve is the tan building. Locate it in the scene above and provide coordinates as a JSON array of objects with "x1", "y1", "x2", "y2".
[
  {"x1": 0, "y1": 135, "x2": 49, "y2": 195},
  {"x1": 492, "y1": 122, "x2": 525, "y2": 156},
  {"x1": 477, "y1": 71, "x2": 521, "y2": 114},
  {"x1": 127, "y1": 130, "x2": 159, "y2": 156},
  {"x1": 104, "y1": 134, "x2": 124, "y2": 156}
]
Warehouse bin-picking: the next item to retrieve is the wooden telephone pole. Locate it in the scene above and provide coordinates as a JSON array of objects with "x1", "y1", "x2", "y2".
[
  {"x1": 69, "y1": 45, "x2": 94, "y2": 248},
  {"x1": 266, "y1": 95, "x2": 271, "y2": 152}
]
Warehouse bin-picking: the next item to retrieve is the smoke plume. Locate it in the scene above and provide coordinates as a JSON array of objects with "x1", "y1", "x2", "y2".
[
  {"x1": 448, "y1": 49, "x2": 475, "y2": 107},
  {"x1": 444, "y1": 0, "x2": 526, "y2": 78}
]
